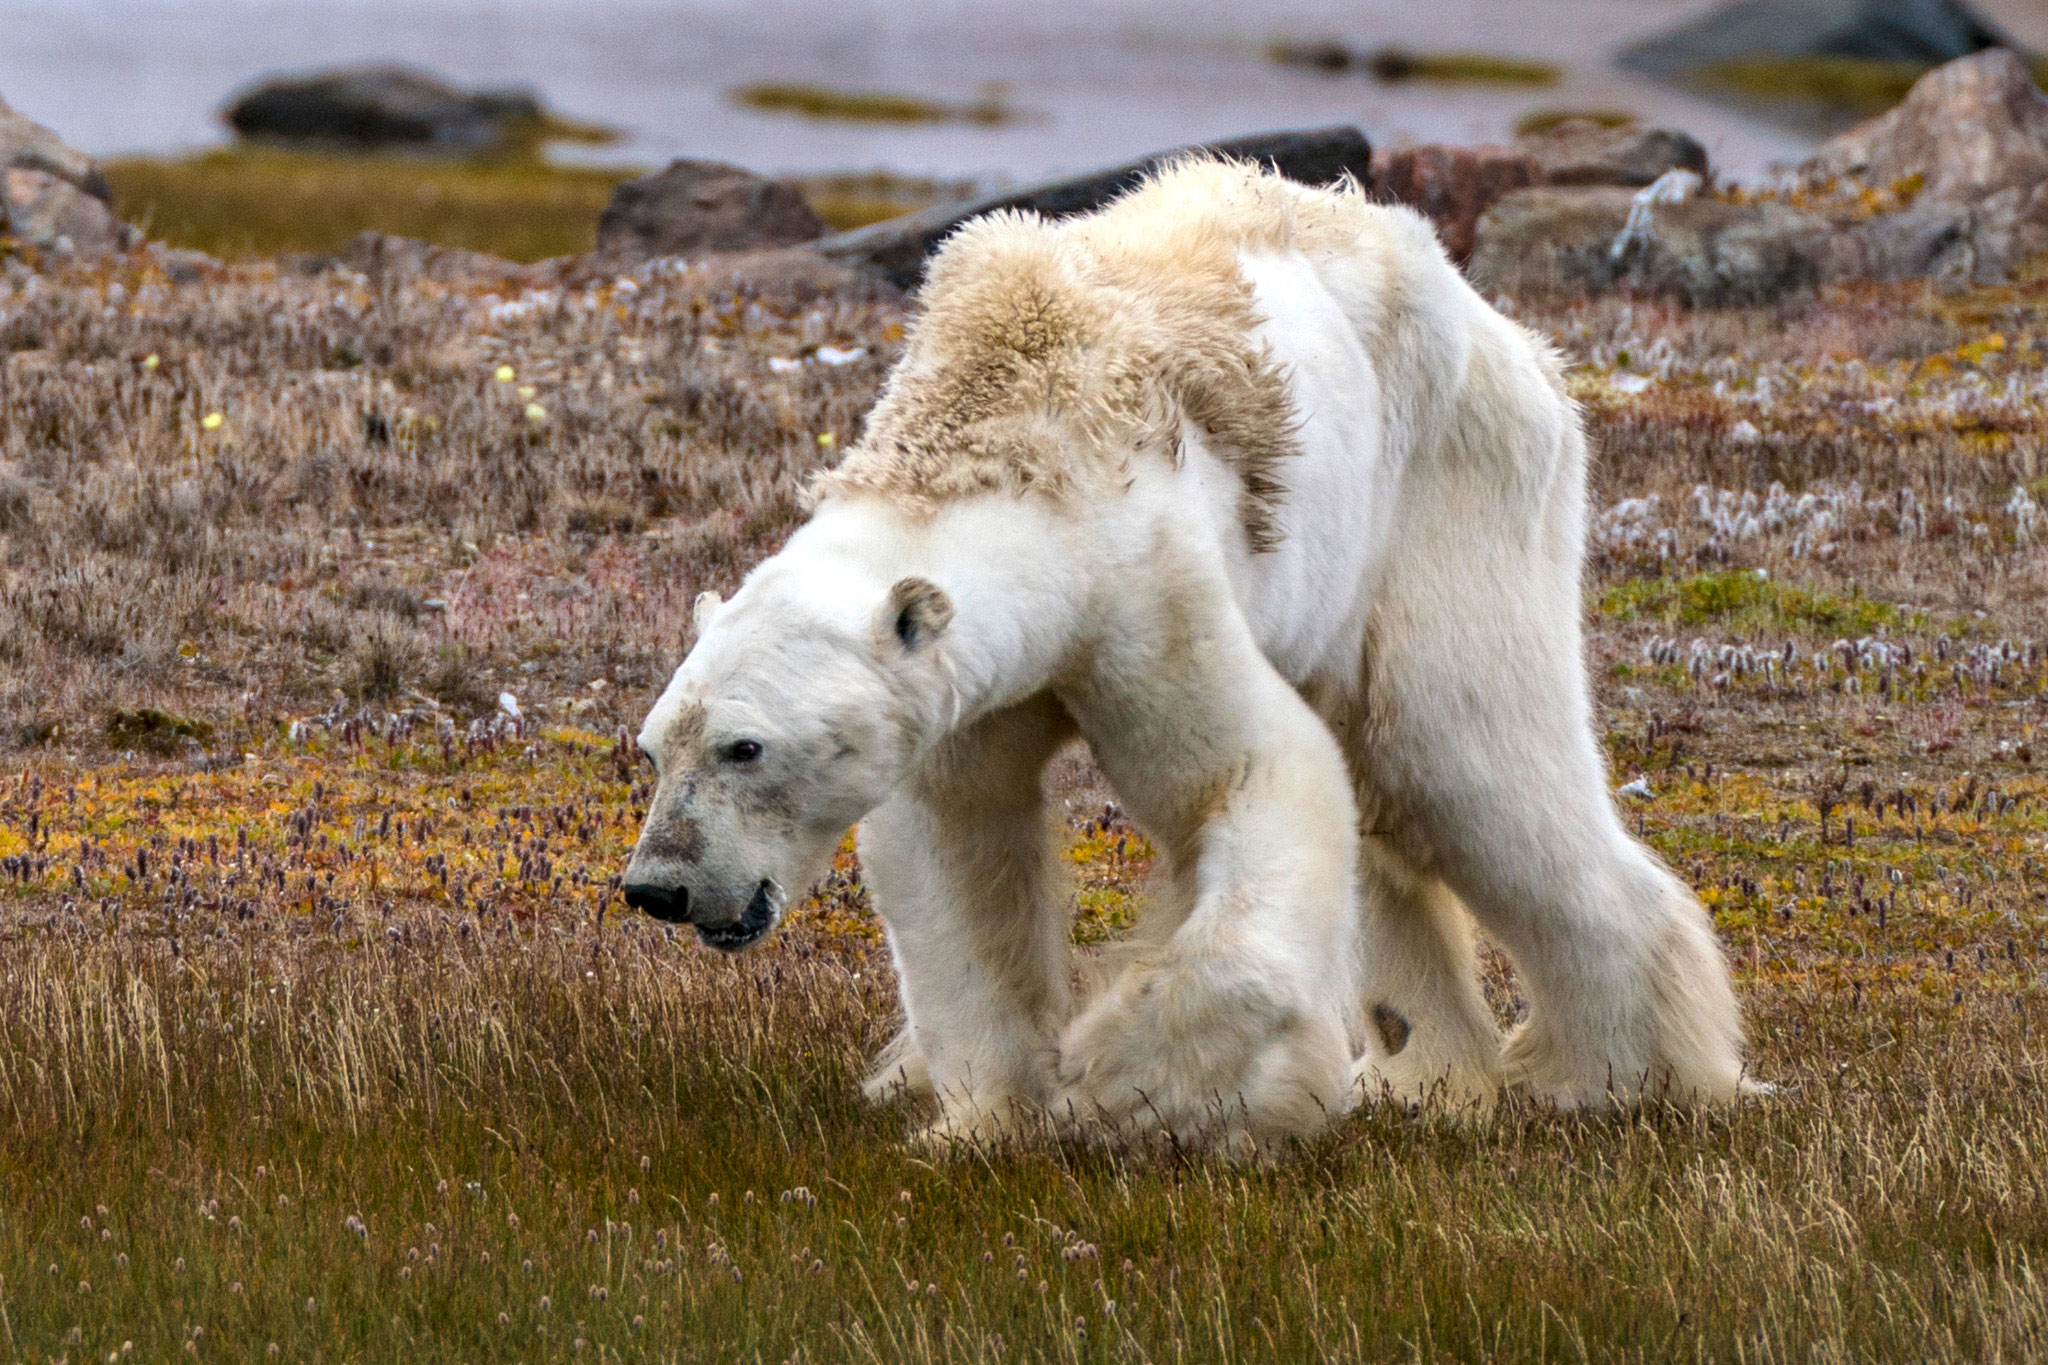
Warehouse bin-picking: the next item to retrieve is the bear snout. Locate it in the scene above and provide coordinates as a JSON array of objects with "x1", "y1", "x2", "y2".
[{"x1": 621, "y1": 881, "x2": 692, "y2": 923}]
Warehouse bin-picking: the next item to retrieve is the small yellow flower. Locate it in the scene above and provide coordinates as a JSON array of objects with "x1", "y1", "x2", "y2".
[
  {"x1": 817, "y1": 432, "x2": 835, "y2": 447},
  {"x1": 495, "y1": 364, "x2": 516, "y2": 383},
  {"x1": 201, "y1": 412, "x2": 224, "y2": 431},
  {"x1": 517, "y1": 385, "x2": 536, "y2": 400},
  {"x1": 142, "y1": 354, "x2": 160, "y2": 371},
  {"x1": 523, "y1": 403, "x2": 548, "y2": 423}
]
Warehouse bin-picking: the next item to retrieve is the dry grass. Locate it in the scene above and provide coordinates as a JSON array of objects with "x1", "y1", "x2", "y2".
[{"x1": 2, "y1": 247, "x2": 2048, "y2": 1358}]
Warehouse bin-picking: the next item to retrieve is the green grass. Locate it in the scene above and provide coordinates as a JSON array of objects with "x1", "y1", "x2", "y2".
[
  {"x1": 101, "y1": 150, "x2": 946, "y2": 261},
  {"x1": 1598, "y1": 569, "x2": 1903, "y2": 635},
  {"x1": 103, "y1": 149, "x2": 640, "y2": 262}
]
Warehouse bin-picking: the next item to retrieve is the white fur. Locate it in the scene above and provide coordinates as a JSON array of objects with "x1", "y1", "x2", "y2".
[{"x1": 631, "y1": 164, "x2": 1746, "y2": 1152}]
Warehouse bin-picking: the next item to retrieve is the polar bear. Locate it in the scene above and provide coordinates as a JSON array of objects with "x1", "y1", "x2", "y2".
[{"x1": 620, "y1": 159, "x2": 1745, "y2": 1149}]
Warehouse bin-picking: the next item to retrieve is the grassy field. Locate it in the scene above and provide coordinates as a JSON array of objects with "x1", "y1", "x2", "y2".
[{"x1": 2, "y1": 245, "x2": 2048, "y2": 1359}]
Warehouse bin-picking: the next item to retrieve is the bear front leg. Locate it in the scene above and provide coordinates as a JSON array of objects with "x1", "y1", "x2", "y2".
[
  {"x1": 857, "y1": 696, "x2": 1075, "y2": 1145},
  {"x1": 1054, "y1": 638, "x2": 1364, "y2": 1154}
]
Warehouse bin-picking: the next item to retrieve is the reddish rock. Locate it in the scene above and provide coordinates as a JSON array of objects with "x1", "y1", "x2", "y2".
[{"x1": 1373, "y1": 144, "x2": 1541, "y2": 260}]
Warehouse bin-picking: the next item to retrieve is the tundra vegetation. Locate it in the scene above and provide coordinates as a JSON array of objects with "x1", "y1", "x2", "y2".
[{"x1": 0, "y1": 242, "x2": 2047, "y2": 1361}]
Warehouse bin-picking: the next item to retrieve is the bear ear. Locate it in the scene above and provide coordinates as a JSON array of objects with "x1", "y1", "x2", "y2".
[
  {"x1": 692, "y1": 590, "x2": 725, "y2": 638},
  {"x1": 881, "y1": 577, "x2": 953, "y2": 653}
]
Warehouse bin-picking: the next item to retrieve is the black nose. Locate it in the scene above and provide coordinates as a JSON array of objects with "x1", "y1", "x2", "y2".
[{"x1": 621, "y1": 882, "x2": 691, "y2": 923}]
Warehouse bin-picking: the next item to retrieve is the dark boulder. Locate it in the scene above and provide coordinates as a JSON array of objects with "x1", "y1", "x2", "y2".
[
  {"x1": 225, "y1": 65, "x2": 550, "y2": 154},
  {"x1": 1619, "y1": 0, "x2": 2014, "y2": 78},
  {"x1": 810, "y1": 125, "x2": 1374, "y2": 290},
  {"x1": 593, "y1": 160, "x2": 826, "y2": 267}
]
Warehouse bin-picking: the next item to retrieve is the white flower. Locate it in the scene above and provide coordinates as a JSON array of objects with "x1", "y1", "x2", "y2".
[
  {"x1": 767, "y1": 357, "x2": 804, "y2": 374},
  {"x1": 1617, "y1": 777, "x2": 1653, "y2": 800},
  {"x1": 815, "y1": 345, "x2": 867, "y2": 366}
]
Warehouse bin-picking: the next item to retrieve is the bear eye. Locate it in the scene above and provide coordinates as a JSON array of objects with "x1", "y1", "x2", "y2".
[{"x1": 723, "y1": 739, "x2": 763, "y2": 765}]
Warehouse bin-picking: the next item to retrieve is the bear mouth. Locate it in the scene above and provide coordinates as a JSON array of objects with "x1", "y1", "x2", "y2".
[{"x1": 696, "y1": 881, "x2": 779, "y2": 953}]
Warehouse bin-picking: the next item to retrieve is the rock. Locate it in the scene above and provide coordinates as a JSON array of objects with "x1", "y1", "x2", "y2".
[
  {"x1": 1620, "y1": 0, "x2": 2014, "y2": 78},
  {"x1": 341, "y1": 231, "x2": 531, "y2": 289},
  {"x1": 593, "y1": 160, "x2": 826, "y2": 267},
  {"x1": 0, "y1": 94, "x2": 110, "y2": 201},
  {"x1": 144, "y1": 241, "x2": 223, "y2": 285},
  {"x1": 225, "y1": 65, "x2": 550, "y2": 155},
  {"x1": 1804, "y1": 49, "x2": 2048, "y2": 200},
  {"x1": 810, "y1": 125, "x2": 1374, "y2": 289},
  {"x1": 692, "y1": 247, "x2": 901, "y2": 303},
  {"x1": 0, "y1": 93, "x2": 132, "y2": 256},
  {"x1": 1515, "y1": 119, "x2": 1712, "y2": 188},
  {"x1": 1372, "y1": 144, "x2": 1541, "y2": 259},
  {"x1": 1468, "y1": 185, "x2": 1833, "y2": 304},
  {"x1": 2, "y1": 168, "x2": 134, "y2": 256}
]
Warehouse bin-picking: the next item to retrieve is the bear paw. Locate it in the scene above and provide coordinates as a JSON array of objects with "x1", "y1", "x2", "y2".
[{"x1": 1050, "y1": 952, "x2": 1353, "y2": 1153}]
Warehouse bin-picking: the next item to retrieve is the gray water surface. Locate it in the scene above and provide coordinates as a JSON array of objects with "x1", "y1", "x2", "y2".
[{"x1": 0, "y1": 0, "x2": 1835, "y2": 182}]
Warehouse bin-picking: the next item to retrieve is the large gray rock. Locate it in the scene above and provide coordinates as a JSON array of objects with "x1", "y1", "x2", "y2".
[
  {"x1": 1468, "y1": 186, "x2": 1833, "y2": 304},
  {"x1": 1516, "y1": 120, "x2": 1712, "y2": 188},
  {"x1": 1804, "y1": 48, "x2": 2048, "y2": 199},
  {"x1": 1468, "y1": 171, "x2": 2045, "y2": 302},
  {"x1": 225, "y1": 65, "x2": 547, "y2": 154},
  {"x1": 811, "y1": 126, "x2": 1374, "y2": 289},
  {"x1": 2, "y1": 168, "x2": 132, "y2": 256},
  {"x1": 1620, "y1": 0, "x2": 2014, "y2": 78},
  {"x1": 1, "y1": 94, "x2": 109, "y2": 201},
  {"x1": 594, "y1": 160, "x2": 826, "y2": 267},
  {"x1": 0, "y1": 97, "x2": 132, "y2": 256}
]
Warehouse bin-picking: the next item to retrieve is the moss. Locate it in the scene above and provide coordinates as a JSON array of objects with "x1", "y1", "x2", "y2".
[
  {"x1": 105, "y1": 707, "x2": 214, "y2": 756},
  {"x1": 1689, "y1": 56, "x2": 1928, "y2": 118},
  {"x1": 1598, "y1": 570, "x2": 1903, "y2": 634},
  {"x1": 1688, "y1": 55, "x2": 2048, "y2": 123},
  {"x1": 787, "y1": 171, "x2": 977, "y2": 232},
  {"x1": 731, "y1": 82, "x2": 1017, "y2": 126},
  {"x1": 1267, "y1": 42, "x2": 1558, "y2": 86},
  {"x1": 1513, "y1": 108, "x2": 1638, "y2": 137},
  {"x1": 103, "y1": 148, "x2": 637, "y2": 261}
]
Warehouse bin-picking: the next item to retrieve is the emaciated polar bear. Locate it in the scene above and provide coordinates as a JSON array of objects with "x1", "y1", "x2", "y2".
[{"x1": 621, "y1": 159, "x2": 1745, "y2": 1149}]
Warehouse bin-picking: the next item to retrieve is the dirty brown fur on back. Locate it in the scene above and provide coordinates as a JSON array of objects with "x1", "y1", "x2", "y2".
[{"x1": 817, "y1": 157, "x2": 1358, "y2": 551}]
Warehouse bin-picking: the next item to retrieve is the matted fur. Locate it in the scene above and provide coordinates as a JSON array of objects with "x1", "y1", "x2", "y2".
[{"x1": 816, "y1": 159, "x2": 1369, "y2": 551}]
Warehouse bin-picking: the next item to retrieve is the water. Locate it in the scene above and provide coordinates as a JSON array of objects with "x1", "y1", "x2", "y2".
[{"x1": 1, "y1": 0, "x2": 1825, "y2": 183}]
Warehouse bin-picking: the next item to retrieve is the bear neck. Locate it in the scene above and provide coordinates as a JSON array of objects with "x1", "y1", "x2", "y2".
[{"x1": 792, "y1": 492, "x2": 1094, "y2": 736}]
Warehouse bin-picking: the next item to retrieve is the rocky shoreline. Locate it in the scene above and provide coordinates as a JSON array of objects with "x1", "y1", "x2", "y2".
[{"x1": 13, "y1": 49, "x2": 2048, "y2": 310}]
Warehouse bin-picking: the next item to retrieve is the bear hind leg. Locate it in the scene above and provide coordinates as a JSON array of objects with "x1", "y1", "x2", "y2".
[{"x1": 1350, "y1": 838, "x2": 1502, "y2": 1113}]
